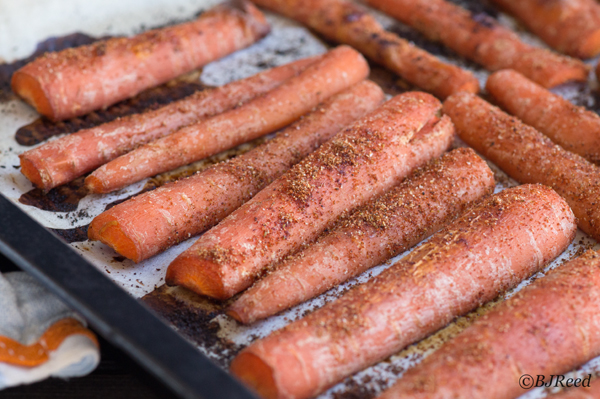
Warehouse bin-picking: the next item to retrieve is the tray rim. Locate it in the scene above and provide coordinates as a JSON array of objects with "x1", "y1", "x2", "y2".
[{"x1": 0, "y1": 193, "x2": 258, "y2": 399}]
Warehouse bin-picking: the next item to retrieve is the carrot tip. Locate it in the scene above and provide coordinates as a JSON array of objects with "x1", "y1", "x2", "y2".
[
  {"x1": 165, "y1": 258, "x2": 229, "y2": 300},
  {"x1": 231, "y1": 352, "x2": 278, "y2": 399},
  {"x1": 226, "y1": 307, "x2": 248, "y2": 324}
]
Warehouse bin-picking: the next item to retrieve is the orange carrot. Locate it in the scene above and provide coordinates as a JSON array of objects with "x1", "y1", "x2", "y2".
[
  {"x1": 228, "y1": 147, "x2": 495, "y2": 324},
  {"x1": 490, "y1": 0, "x2": 600, "y2": 58},
  {"x1": 546, "y1": 378, "x2": 600, "y2": 399},
  {"x1": 85, "y1": 46, "x2": 369, "y2": 193},
  {"x1": 165, "y1": 92, "x2": 454, "y2": 300},
  {"x1": 251, "y1": 0, "x2": 479, "y2": 99},
  {"x1": 18, "y1": 57, "x2": 319, "y2": 192},
  {"x1": 377, "y1": 250, "x2": 600, "y2": 399},
  {"x1": 87, "y1": 81, "x2": 384, "y2": 262},
  {"x1": 443, "y1": 92, "x2": 600, "y2": 241},
  {"x1": 11, "y1": 1, "x2": 270, "y2": 121},
  {"x1": 230, "y1": 184, "x2": 576, "y2": 399},
  {"x1": 365, "y1": 0, "x2": 589, "y2": 87},
  {"x1": 487, "y1": 69, "x2": 600, "y2": 164}
]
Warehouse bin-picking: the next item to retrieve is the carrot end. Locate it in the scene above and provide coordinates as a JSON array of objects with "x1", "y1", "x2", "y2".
[
  {"x1": 85, "y1": 175, "x2": 108, "y2": 194},
  {"x1": 11, "y1": 71, "x2": 55, "y2": 121},
  {"x1": 20, "y1": 155, "x2": 47, "y2": 190},
  {"x1": 90, "y1": 217, "x2": 140, "y2": 262},
  {"x1": 227, "y1": 306, "x2": 250, "y2": 324},
  {"x1": 580, "y1": 30, "x2": 600, "y2": 59},
  {"x1": 165, "y1": 257, "x2": 229, "y2": 300},
  {"x1": 231, "y1": 352, "x2": 279, "y2": 399}
]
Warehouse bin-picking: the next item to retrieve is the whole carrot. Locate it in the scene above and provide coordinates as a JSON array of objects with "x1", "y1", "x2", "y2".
[
  {"x1": 490, "y1": 0, "x2": 600, "y2": 58},
  {"x1": 443, "y1": 92, "x2": 600, "y2": 241},
  {"x1": 85, "y1": 46, "x2": 369, "y2": 193},
  {"x1": 166, "y1": 92, "x2": 455, "y2": 300},
  {"x1": 251, "y1": 0, "x2": 479, "y2": 99},
  {"x1": 87, "y1": 81, "x2": 384, "y2": 262},
  {"x1": 377, "y1": 250, "x2": 600, "y2": 399},
  {"x1": 365, "y1": 0, "x2": 589, "y2": 87},
  {"x1": 228, "y1": 147, "x2": 495, "y2": 324},
  {"x1": 18, "y1": 57, "x2": 319, "y2": 192},
  {"x1": 230, "y1": 184, "x2": 576, "y2": 399},
  {"x1": 486, "y1": 69, "x2": 600, "y2": 164},
  {"x1": 11, "y1": 1, "x2": 270, "y2": 121}
]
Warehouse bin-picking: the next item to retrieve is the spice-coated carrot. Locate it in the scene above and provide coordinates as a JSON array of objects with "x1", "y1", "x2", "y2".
[
  {"x1": 365, "y1": 0, "x2": 589, "y2": 87},
  {"x1": 18, "y1": 57, "x2": 319, "y2": 192},
  {"x1": 11, "y1": 1, "x2": 271, "y2": 121},
  {"x1": 166, "y1": 92, "x2": 455, "y2": 300},
  {"x1": 377, "y1": 250, "x2": 600, "y2": 399},
  {"x1": 443, "y1": 92, "x2": 600, "y2": 241},
  {"x1": 250, "y1": 0, "x2": 479, "y2": 99},
  {"x1": 547, "y1": 378, "x2": 600, "y2": 399},
  {"x1": 85, "y1": 46, "x2": 369, "y2": 193},
  {"x1": 487, "y1": 69, "x2": 600, "y2": 164},
  {"x1": 228, "y1": 148, "x2": 495, "y2": 324},
  {"x1": 490, "y1": 0, "x2": 600, "y2": 58},
  {"x1": 87, "y1": 81, "x2": 384, "y2": 262},
  {"x1": 230, "y1": 184, "x2": 576, "y2": 399}
]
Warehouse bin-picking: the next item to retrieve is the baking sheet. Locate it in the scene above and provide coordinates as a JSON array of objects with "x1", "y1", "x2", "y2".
[{"x1": 1, "y1": 0, "x2": 600, "y2": 397}]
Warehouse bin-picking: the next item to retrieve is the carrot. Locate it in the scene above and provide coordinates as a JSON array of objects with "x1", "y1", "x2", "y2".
[
  {"x1": 228, "y1": 147, "x2": 495, "y2": 324},
  {"x1": 443, "y1": 92, "x2": 600, "y2": 241},
  {"x1": 250, "y1": 0, "x2": 479, "y2": 99},
  {"x1": 165, "y1": 92, "x2": 455, "y2": 300},
  {"x1": 11, "y1": 1, "x2": 271, "y2": 121},
  {"x1": 84, "y1": 46, "x2": 369, "y2": 194},
  {"x1": 230, "y1": 184, "x2": 576, "y2": 399},
  {"x1": 546, "y1": 378, "x2": 600, "y2": 399},
  {"x1": 377, "y1": 250, "x2": 600, "y2": 399},
  {"x1": 490, "y1": 0, "x2": 600, "y2": 59},
  {"x1": 87, "y1": 81, "x2": 384, "y2": 263},
  {"x1": 365, "y1": 0, "x2": 589, "y2": 87},
  {"x1": 18, "y1": 57, "x2": 319, "y2": 192},
  {"x1": 486, "y1": 69, "x2": 600, "y2": 164}
]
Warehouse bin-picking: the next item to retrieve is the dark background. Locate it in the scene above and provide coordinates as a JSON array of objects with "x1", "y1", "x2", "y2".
[{"x1": 0, "y1": 251, "x2": 175, "y2": 399}]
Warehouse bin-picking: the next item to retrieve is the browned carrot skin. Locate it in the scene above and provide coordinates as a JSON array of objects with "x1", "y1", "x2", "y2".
[
  {"x1": 443, "y1": 92, "x2": 600, "y2": 241},
  {"x1": 85, "y1": 46, "x2": 369, "y2": 194},
  {"x1": 377, "y1": 250, "x2": 600, "y2": 399},
  {"x1": 87, "y1": 81, "x2": 385, "y2": 263},
  {"x1": 365, "y1": 0, "x2": 589, "y2": 87},
  {"x1": 251, "y1": 0, "x2": 479, "y2": 99},
  {"x1": 11, "y1": 1, "x2": 270, "y2": 121},
  {"x1": 166, "y1": 92, "x2": 454, "y2": 300},
  {"x1": 230, "y1": 184, "x2": 576, "y2": 399},
  {"x1": 228, "y1": 147, "x2": 495, "y2": 324},
  {"x1": 18, "y1": 57, "x2": 319, "y2": 192},
  {"x1": 490, "y1": 0, "x2": 600, "y2": 58},
  {"x1": 487, "y1": 69, "x2": 600, "y2": 164},
  {"x1": 546, "y1": 378, "x2": 600, "y2": 399}
]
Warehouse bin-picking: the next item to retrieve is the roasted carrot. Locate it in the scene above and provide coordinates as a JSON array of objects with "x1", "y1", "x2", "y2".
[
  {"x1": 166, "y1": 92, "x2": 455, "y2": 300},
  {"x1": 486, "y1": 69, "x2": 600, "y2": 164},
  {"x1": 18, "y1": 57, "x2": 319, "y2": 192},
  {"x1": 546, "y1": 378, "x2": 600, "y2": 399},
  {"x1": 443, "y1": 92, "x2": 600, "y2": 241},
  {"x1": 377, "y1": 250, "x2": 600, "y2": 399},
  {"x1": 11, "y1": 1, "x2": 271, "y2": 121},
  {"x1": 230, "y1": 184, "x2": 576, "y2": 399},
  {"x1": 228, "y1": 147, "x2": 495, "y2": 324},
  {"x1": 85, "y1": 46, "x2": 369, "y2": 193},
  {"x1": 365, "y1": 0, "x2": 589, "y2": 87},
  {"x1": 490, "y1": 0, "x2": 600, "y2": 58},
  {"x1": 87, "y1": 81, "x2": 384, "y2": 262},
  {"x1": 251, "y1": 0, "x2": 479, "y2": 99}
]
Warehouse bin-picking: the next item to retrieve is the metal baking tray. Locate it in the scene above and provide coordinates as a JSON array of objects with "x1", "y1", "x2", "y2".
[{"x1": 2, "y1": 0, "x2": 600, "y2": 398}]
